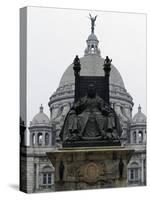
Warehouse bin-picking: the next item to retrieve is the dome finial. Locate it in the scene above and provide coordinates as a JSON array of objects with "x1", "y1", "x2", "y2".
[
  {"x1": 84, "y1": 13, "x2": 100, "y2": 56},
  {"x1": 138, "y1": 104, "x2": 141, "y2": 112},
  {"x1": 40, "y1": 104, "x2": 43, "y2": 113}
]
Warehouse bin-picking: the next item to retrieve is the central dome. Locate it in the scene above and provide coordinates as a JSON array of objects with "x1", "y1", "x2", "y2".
[{"x1": 59, "y1": 54, "x2": 125, "y2": 89}]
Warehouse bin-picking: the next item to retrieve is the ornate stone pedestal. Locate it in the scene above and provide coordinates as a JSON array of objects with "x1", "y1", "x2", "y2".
[{"x1": 47, "y1": 147, "x2": 134, "y2": 191}]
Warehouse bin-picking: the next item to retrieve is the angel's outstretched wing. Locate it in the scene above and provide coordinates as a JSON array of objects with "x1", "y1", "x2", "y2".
[
  {"x1": 94, "y1": 15, "x2": 97, "y2": 21},
  {"x1": 89, "y1": 13, "x2": 92, "y2": 19}
]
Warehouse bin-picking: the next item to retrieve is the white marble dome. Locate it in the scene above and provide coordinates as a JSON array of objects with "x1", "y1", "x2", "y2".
[
  {"x1": 59, "y1": 55, "x2": 125, "y2": 88},
  {"x1": 132, "y1": 105, "x2": 146, "y2": 124},
  {"x1": 31, "y1": 105, "x2": 50, "y2": 127}
]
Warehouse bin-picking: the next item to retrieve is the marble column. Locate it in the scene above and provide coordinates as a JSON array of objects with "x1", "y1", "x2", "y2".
[
  {"x1": 143, "y1": 129, "x2": 146, "y2": 144},
  {"x1": 42, "y1": 132, "x2": 45, "y2": 146},
  {"x1": 35, "y1": 163, "x2": 39, "y2": 190},
  {"x1": 131, "y1": 130, "x2": 134, "y2": 144},
  {"x1": 136, "y1": 129, "x2": 139, "y2": 144},
  {"x1": 52, "y1": 173, "x2": 55, "y2": 185},
  {"x1": 35, "y1": 132, "x2": 39, "y2": 147},
  {"x1": 141, "y1": 156, "x2": 144, "y2": 184},
  {"x1": 49, "y1": 132, "x2": 52, "y2": 146},
  {"x1": 30, "y1": 132, "x2": 33, "y2": 147}
]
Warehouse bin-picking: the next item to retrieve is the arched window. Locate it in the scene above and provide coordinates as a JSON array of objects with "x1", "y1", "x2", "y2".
[
  {"x1": 128, "y1": 162, "x2": 139, "y2": 182},
  {"x1": 91, "y1": 44, "x2": 95, "y2": 53},
  {"x1": 32, "y1": 133, "x2": 35, "y2": 145},
  {"x1": 45, "y1": 133, "x2": 49, "y2": 146},
  {"x1": 133, "y1": 131, "x2": 136, "y2": 143},
  {"x1": 41, "y1": 166, "x2": 52, "y2": 186},
  {"x1": 37, "y1": 132, "x2": 43, "y2": 146},
  {"x1": 138, "y1": 131, "x2": 143, "y2": 144}
]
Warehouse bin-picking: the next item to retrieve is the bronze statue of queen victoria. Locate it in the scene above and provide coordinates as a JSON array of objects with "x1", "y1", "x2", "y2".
[{"x1": 60, "y1": 56, "x2": 122, "y2": 147}]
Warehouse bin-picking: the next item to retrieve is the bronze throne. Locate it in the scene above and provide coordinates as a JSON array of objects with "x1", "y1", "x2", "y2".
[{"x1": 60, "y1": 55, "x2": 122, "y2": 147}]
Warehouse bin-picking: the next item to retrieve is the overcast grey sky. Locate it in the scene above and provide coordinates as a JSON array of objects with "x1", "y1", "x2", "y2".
[{"x1": 27, "y1": 6, "x2": 146, "y2": 126}]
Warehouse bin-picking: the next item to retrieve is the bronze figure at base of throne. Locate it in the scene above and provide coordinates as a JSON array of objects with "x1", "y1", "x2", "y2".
[{"x1": 60, "y1": 84, "x2": 122, "y2": 147}]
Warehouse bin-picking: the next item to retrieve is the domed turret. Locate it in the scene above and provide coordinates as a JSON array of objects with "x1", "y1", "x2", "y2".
[
  {"x1": 29, "y1": 105, "x2": 55, "y2": 147},
  {"x1": 129, "y1": 105, "x2": 146, "y2": 146},
  {"x1": 31, "y1": 104, "x2": 50, "y2": 127},
  {"x1": 132, "y1": 105, "x2": 146, "y2": 124}
]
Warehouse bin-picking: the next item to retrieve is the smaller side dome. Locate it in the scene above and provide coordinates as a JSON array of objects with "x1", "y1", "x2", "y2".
[
  {"x1": 132, "y1": 105, "x2": 146, "y2": 124},
  {"x1": 30, "y1": 104, "x2": 50, "y2": 126}
]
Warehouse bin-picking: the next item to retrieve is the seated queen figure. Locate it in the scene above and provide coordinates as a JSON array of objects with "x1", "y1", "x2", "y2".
[{"x1": 60, "y1": 84, "x2": 122, "y2": 144}]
